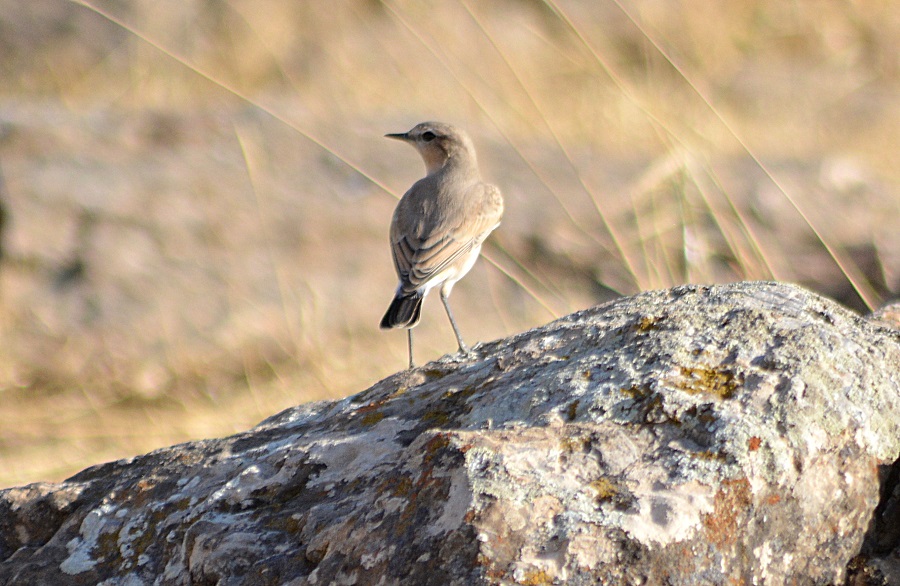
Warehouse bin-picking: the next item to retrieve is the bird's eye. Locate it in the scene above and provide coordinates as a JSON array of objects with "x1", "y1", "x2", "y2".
[{"x1": 421, "y1": 131, "x2": 436, "y2": 142}]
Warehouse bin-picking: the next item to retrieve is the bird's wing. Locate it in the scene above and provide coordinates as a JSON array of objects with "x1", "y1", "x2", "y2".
[
  {"x1": 391, "y1": 182, "x2": 503, "y2": 293},
  {"x1": 392, "y1": 233, "x2": 476, "y2": 292}
]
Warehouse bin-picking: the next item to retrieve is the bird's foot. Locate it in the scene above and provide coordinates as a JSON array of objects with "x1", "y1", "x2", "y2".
[
  {"x1": 434, "y1": 343, "x2": 481, "y2": 365},
  {"x1": 455, "y1": 345, "x2": 479, "y2": 362}
]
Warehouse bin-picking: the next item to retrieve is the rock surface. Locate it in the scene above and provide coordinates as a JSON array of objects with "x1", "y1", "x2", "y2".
[{"x1": 0, "y1": 281, "x2": 898, "y2": 585}]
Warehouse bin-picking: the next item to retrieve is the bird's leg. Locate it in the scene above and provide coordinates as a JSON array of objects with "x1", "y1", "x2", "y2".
[
  {"x1": 407, "y1": 328, "x2": 416, "y2": 369},
  {"x1": 440, "y1": 289, "x2": 471, "y2": 356}
]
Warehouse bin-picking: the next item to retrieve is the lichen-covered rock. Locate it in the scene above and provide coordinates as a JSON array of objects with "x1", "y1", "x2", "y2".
[
  {"x1": 847, "y1": 300, "x2": 900, "y2": 586},
  {"x1": 0, "y1": 281, "x2": 898, "y2": 585}
]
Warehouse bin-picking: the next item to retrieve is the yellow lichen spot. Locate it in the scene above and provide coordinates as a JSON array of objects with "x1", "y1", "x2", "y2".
[
  {"x1": 635, "y1": 315, "x2": 662, "y2": 332},
  {"x1": 519, "y1": 568, "x2": 553, "y2": 586},
  {"x1": 620, "y1": 383, "x2": 652, "y2": 399},
  {"x1": 693, "y1": 450, "x2": 727, "y2": 462},
  {"x1": 559, "y1": 435, "x2": 589, "y2": 454},
  {"x1": 589, "y1": 478, "x2": 619, "y2": 502},
  {"x1": 677, "y1": 366, "x2": 738, "y2": 399},
  {"x1": 388, "y1": 386, "x2": 408, "y2": 399}
]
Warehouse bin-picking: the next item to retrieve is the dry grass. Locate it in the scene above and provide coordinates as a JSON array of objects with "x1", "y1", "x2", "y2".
[{"x1": 0, "y1": 0, "x2": 896, "y2": 487}]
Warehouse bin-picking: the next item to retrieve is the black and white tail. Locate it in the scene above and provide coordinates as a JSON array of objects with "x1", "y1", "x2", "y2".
[{"x1": 380, "y1": 291, "x2": 424, "y2": 329}]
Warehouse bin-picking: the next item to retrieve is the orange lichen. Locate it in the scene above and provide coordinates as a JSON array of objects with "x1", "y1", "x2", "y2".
[{"x1": 702, "y1": 477, "x2": 752, "y2": 548}]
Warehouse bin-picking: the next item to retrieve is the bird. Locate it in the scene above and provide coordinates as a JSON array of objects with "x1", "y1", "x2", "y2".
[{"x1": 380, "y1": 121, "x2": 504, "y2": 369}]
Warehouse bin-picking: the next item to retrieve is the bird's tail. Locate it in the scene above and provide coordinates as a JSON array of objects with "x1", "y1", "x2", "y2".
[{"x1": 380, "y1": 291, "x2": 424, "y2": 329}]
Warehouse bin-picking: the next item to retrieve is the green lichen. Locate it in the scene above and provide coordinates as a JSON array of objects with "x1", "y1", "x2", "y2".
[
  {"x1": 96, "y1": 527, "x2": 121, "y2": 558},
  {"x1": 566, "y1": 399, "x2": 580, "y2": 421},
  {"x1": 422, "y1": 410, "x2": 450, "y2": 427},
  {"x1": 122, "y1": 511, "x2": 163, "y2": 564},
  {"x1": 265, "y1": 514, "x2": 304, "y2": 535},
  {"x1": 381, "y1": 475, "x2": 413, "y2": 497},
  {"x1": 360, "y1": 411, "x2": 385, "y2": 427},
  {"x1": 589, "y1": 478, "x2": 620, "y2": 502},
  {"x1": 443, "y1": 384, "x2": 477, "y2": 400},
  {"x1": 423, "y1": 434, "x2": 452, "y2": 464}
]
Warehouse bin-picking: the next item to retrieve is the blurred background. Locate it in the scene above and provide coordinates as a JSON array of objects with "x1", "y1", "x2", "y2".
[{"x1": 0, "y1": 0, "x2": 896, "y2": 487}]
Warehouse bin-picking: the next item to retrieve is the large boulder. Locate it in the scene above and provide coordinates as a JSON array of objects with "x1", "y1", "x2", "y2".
[{"x1": 0, "y1": 281, "x2": 898, "y2": 585}]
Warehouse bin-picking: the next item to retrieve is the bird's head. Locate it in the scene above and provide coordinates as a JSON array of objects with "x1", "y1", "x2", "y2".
[{"x1": 385, "y1": 122, "x2": 476, "y2": 176}]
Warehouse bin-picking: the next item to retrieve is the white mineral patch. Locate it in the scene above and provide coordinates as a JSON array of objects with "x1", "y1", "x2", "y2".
[
  {"x1": 427, "y1": 467, "x2": 472, "y2": 536},
  {"x1": 617, "y1": 480, "x2": 714, "y2": 545},
  {"x1": 60, "y1": 502, "x2": 118, "y2": 575},
  {"x1": 207, "y1": 464, "x2": 264, "y2": 506},
  {"x1": 307, "y1": 417, "x2": 416, "y2": 486}
]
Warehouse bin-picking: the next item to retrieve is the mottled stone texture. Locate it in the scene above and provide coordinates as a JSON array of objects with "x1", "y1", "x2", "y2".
[{"x1": 1, "y1": 281, "x2": 898, "y2": 586}]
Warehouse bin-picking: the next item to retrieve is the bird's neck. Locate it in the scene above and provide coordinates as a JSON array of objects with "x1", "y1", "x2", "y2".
[{"x1": 427, "y1": 150, "x2": 478, "y2": 179}]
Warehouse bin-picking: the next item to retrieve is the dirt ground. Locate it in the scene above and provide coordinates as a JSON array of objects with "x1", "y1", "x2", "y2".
[{"x1": 0, "y1": 0, "x2": 897, "y2": 487}]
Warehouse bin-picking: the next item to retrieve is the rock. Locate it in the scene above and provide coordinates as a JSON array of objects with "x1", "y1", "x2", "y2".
[
  {"x1": 867, "y1": 300, "x2": 900, "y2": 331},
  {"x1": 0, "y1": 281, "x2": 898, "y2": 585},
  {"x1": 849, "y1": 299, "x2": 900, "y2": 586}
]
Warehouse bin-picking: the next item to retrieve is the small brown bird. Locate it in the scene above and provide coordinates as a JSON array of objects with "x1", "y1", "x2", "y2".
[{"x1": 380, "y1": 122, "x2": 504, "y2": 369}]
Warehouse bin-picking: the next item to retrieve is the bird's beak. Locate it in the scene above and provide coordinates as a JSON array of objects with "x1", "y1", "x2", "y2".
[{"x1": 384, "y1": 132, "x2": 411, "y2": 142}]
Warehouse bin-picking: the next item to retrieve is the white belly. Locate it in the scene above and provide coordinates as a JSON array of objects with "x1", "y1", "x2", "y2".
[{"x1": 422, "y1": 243, "x2": 482, "y2": 297}]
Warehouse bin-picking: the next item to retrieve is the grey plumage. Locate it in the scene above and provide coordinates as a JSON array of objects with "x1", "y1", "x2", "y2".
[{"x1": 380, "y1": 121, "x2": 504, "y2": 368}]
